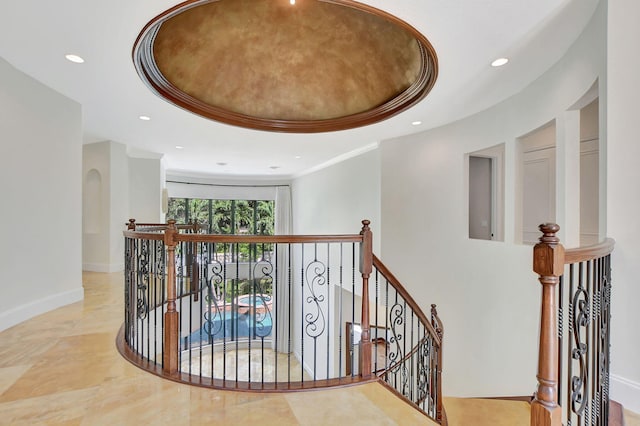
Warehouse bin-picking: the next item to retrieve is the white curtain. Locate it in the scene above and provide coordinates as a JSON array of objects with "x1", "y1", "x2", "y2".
[
  {"x1": 165, "y1": 180, "x2": 276, "y2": 200},
  {"x1": 273, "y1": 186, "x2": 292, "y2": 353}
]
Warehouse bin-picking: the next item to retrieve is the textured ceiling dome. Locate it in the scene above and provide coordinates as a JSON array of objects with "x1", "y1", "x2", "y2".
[{"x1": 134, "y1": 0, "x2": 438, "y2": 132}]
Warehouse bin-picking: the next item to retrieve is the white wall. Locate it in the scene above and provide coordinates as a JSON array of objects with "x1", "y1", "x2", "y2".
[
  {"x1": 292, "y1": 147, "x2": 381, "y2": 249},
  {"x1": 0, "y1": 57, "x2": 83, "y2": 330},
  {"x1": 83, "y1": 142, "x2": 111, "y2": 271},
  {"x1": 380, "y1": 2, "x2": 606, "y2": 397},
  {"x1": 83, "y1": 144, "x2": 165, "y2": 272},
  {"x1": 607, "y1": 0, "x2": 640, "y2": 412},
  {"x1": 109, "y1": 142, "x2": 129, "y2": 270},
  {"x1": 83, "y1": 140, "x2": 129, "y2": 272},
  {"x1": 129, "y1": 157, "x2": 163, "y2": 223}
]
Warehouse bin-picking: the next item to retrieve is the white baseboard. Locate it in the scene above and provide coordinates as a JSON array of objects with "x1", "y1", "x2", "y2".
[
  {"x1": 611, "y1": 373, "x2": 640, "y2": 413},
  {"x1": 83, "y1": 262, "x2": 124, "y2": 273},
  {"x1": 0, "y1": 288, "x2": 84, "y2": 332}
]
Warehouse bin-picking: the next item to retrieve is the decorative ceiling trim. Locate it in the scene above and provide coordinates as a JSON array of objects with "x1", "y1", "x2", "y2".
[{"x1": 133, "y1": 0, "x2": 438, "y2": 133}]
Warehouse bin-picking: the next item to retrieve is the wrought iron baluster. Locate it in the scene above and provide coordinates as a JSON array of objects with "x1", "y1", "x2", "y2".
[
  {"x1": 558, "y1": 274, "x2": 564, "y2": 406},
  {"x1": 338, "y1": 243, "x2": 344, "y2": 377},
  {"x1": 232, "y1": 242, "x2": 238, "y2": 383},
  {"x1": 567, "y1": 263, "x2": 574, "y2": 425},
  {"x1": 300, "y1": 243, "x2": 305, "y2": 382},
  {"x1": 248, "y1": 243, "x2": 252, "y2": 384},
  {"x1": 326, "y1": 243, "x2": 330, "y2": 380},
  {"x1": 288, "y1": 243, "x2": 292, "y2": 385},
  {"x1": 304, "y1": 243, "x2": 327, "y2": 381},
  {"x1": 350, "y1": 243, "x2": 356, "y2": 378},
  {"x1": 571, "y1": 261, "x2": 589, "y2": 420}
]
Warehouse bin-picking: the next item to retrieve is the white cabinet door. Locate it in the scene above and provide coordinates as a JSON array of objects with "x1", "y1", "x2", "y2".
[{"x1": 522, "y1": 147, "x2": 556, "y2": 244}]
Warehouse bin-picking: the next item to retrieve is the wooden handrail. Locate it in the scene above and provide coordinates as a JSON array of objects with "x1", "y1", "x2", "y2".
[
  {"x1": 127, "y1": 218, "x2": 202, "y2": 232},
  {"x1": 172, "y1": 233, "x2": 364, "y2": 243},
  {"x1": 372, "y1": 255, "x2": 442, "y2": 347},
  {"x1": 123, "y1": 229, "x2": 363, "y2": 244},
  {"x1": 564, "y1": 237, "x2": 615, "y2": 264}
]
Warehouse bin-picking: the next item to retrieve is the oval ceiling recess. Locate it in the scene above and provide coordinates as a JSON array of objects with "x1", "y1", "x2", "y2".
[{"x1": 133, "y1": 0, "x2": 438, "y2": 133}]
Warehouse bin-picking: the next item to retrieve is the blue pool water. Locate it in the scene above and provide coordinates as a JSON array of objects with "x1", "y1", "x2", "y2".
[{"x1": 183, "y1": 309, "x2": 273, "y2": 348}]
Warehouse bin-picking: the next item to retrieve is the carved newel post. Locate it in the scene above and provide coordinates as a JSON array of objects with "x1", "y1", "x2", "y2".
[
  {"x1": 127, "y1": 218, "x2": 136, "y2": 230},
  {"x1": 531, "y1": 223, "x2": 564, "y2": 426},
  {"x1": 163, "y1": 220, "x2": 179, "y2": 376},
  {"x1": 359, "y1": 220, "x2": 373, "y2": 379}
]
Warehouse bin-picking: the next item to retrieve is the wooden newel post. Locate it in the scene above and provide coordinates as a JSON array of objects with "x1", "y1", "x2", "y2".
[
  {"x1": 163, "y1": 220, "x2": 179, "y2": 376},
  {"x1": 127, "y1": 218, "x2": 136, "y2": 230},
  {"x1": 359, "y1": 220, "x2": 373, "y2": 379},
  {"x1": 431, "y1": 304, "x2": 445, "y2": 425},
  {"x1": 531, "y1": 223, "x2": 564, "y2": 426}
]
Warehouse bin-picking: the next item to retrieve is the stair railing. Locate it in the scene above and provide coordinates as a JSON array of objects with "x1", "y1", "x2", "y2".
[
  {"x1": 531, "y1": 224, "x2": 615, "y2": 426},
  {"x1": 118, "y1": 219, "x2": 446, "y2": 424},
  {"x1": 371, "y1": 255, "x2": 446, "y2": 424}
]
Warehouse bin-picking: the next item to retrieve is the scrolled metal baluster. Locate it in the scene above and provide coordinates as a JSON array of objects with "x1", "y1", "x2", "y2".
[
  {"x1": 387, "y1": 301, "x2": 409, "y2": 396},
  {"x1": 124, "y1": 238, "x2": 135, "y2": 344},
  {"x1": 416, "y1": 334, "x2": 432, "y2": 406},
  {"x1": 387, "y1": 302, "x2": 404, "y2": 369},
  {"x1": 202, "y1": 263, "x2": 224, "y2": 339},
  {"x1": 252, "y1": 259, "x2": 274, "y2": 339},
  {"x1": 570, "y1": 284, "x2": 590, "y2": 416},
  {"x1": 137, "y1": 239, "x2": 150, "y2": 320},
  {"x1": 304, "y1": 260, "x2": 326, "y2": 339}
]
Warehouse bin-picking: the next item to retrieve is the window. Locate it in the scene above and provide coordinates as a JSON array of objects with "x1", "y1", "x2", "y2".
[
  {"x1": 167, "y1": 197, "x2": 276, "y2": 342},
  {"x1": 167, "y1": 198, "x2": 274, "y2": 236},
  {"x1": 166, "y1": 197, "x2": 275, "y2": 263}
]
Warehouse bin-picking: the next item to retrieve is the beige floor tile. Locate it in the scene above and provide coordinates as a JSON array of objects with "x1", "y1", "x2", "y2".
[
  {"x1": 443, "y1": 397, "x2": 530, "y2": 426},
  {"x1": 626, "y1": 409, "x2": 640, "y2": 426},
  {"x1": 190, "y1": 391, "x2": 298, "y2": 425},
  {"x1": 359, "y1": 382, "x2": 438, "y2": 425},
  {"x1": 0, "y1": 386, "x2": 99, "y2": 425},
  {"x1": 0, "y1": 365, "x2": 32, "y2": 395},
  {"x1": 286, "y1": 385, "x2": 404, "y2": 425},
  {"x1": 81, "y1": 376, "x2": 191, "y2": 425},
  {"x1": 0, "y1": 333, "x2": 130, "y2": 402},
  {"x1": 0, "y1": 337, "x2": 59, "y2": 368}
]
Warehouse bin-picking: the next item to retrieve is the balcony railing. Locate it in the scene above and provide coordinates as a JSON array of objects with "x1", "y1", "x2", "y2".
[{"x1": 117, "y1": 219, "x2": 446, "y2": 424}]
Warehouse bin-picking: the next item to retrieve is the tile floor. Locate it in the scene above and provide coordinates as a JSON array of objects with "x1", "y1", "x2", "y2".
[
  {"x1": 0, "y1": 271, "x2": 636, "y2": 425},
  {"x1": 0, "y1": 272, "x2": 434, "y2": 425}
]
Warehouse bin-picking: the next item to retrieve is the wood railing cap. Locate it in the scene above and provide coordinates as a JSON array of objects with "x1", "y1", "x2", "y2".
[{"x1": 538, "y1": 223, "x2": 560, "y2": 245}]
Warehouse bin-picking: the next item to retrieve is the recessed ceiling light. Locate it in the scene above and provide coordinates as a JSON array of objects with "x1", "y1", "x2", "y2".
[
  {"x1": 294, "y1": 155, "x2": 302, "y2": 159},
  {"x1": 491, "y1": 57, "x2": 509, "y2": 67},
  {"x1": 412, "y1": 121, "x2": 422, "y2": 126},
  {"x1": 290, "y1": 0, "x2": 295, "y2": 4},
  {"x1": 65, "y1": 54, "x2": 84, "y2": 64},
  {"x1": 139, "y1": 115, "x2": 151, "y2": 121},
  {"x1": 175, "y1": 145, "x2": 184, "y2": 149},
  {"x1": 269, "y1": 166, "x2": 281, "y2": 170},
  {"x1": 216, "y1": 162, "x2": 227, "y2": 166}
]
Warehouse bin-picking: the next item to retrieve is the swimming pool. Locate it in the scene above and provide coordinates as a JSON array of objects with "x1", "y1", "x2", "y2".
[{"x1": 183, "y1": 298, "x2": 273, "y2": 348}]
